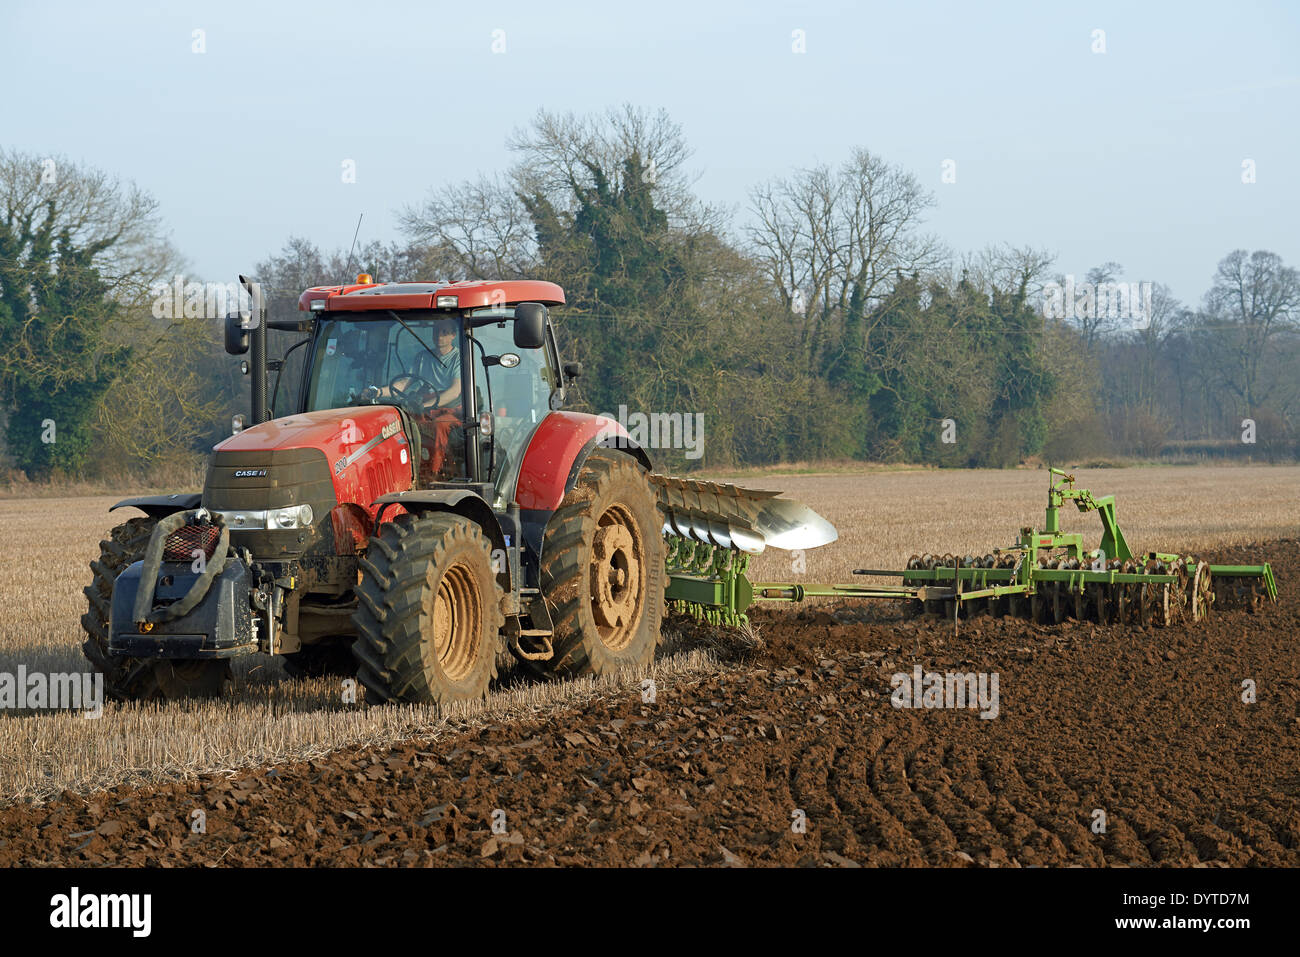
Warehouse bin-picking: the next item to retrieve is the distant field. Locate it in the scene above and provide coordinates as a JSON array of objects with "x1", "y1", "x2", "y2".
[{"x1": 0, "y1": 464, "x2": 1296, "y2": 802}]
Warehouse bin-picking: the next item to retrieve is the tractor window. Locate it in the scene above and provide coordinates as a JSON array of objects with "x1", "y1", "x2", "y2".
[
  {"x1": 304, "y1": 313, "x2": 469, "y2": 482},
  {"x1": 469, "y1": 319, "x2": 553, "y2": 486},
  {"x1": 305, "y1": 316, "x2": 463, "y2": 413},
  {"x1": 271, "y1": 335, "x2": 311, "y2": 417}
]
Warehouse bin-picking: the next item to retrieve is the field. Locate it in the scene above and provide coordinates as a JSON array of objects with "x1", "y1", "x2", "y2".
[{"x1": 0, "y1": 464, "x2": 1298, "y2": 866}]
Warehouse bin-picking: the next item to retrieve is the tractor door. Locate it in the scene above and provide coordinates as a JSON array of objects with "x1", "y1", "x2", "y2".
[{"x1": 467, "y1": 314, "x2": 557, "y2": 489}]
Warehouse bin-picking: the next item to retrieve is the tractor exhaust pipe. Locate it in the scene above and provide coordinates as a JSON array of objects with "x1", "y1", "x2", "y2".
[
  {"x1": 250, "y1": 311, "x2": 267, "y2": 424},
  {"x1": 236, "y1": 275, "x2": 269, "y2": 425}
]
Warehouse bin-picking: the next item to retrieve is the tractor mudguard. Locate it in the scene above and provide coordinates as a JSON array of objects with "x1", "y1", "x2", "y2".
[
  {"x1": 109, "y1": 493, "x2": 202, "y2": 517},
  {"x1": 512, "y1": 411, "x2": 653, "y2": 585},
  {"x1": 514, "y1": 411, "x2": 652, "y2": 513},
  {"x1": 372, "y1": 488, "x2": 512, "y2": 587},
  {"x1": 109, "y1": 558, "x2": 256, "y2": 659}
]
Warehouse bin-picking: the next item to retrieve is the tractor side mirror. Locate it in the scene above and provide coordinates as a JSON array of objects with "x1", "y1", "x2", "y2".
[
  {"x1": 224, "y1": 313, "x2": 250, "y2": 355},
  {"x1": 513, "y1": 302, "x2": 546, "y2": 349},
  {"x1": 563, "y1": 361, "x2": 583, "y2": 380}
]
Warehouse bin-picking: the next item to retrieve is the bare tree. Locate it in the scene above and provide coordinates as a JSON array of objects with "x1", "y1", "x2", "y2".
[
  {"x1": 966, "y1": 244, "x2": 1056, "y2": 303},
  {"x1": 746, "y1": 148, "x2": 941, "y2": 371},
  {"x1": 1200, "y1": 249, "x2": 1300, "y2": 412},
  {"x1": 507, "y1": 104, "x2": 711, "y2": 229},
  {"x1": 399, "y1": 174, "x2": 538, "y2": 280}
]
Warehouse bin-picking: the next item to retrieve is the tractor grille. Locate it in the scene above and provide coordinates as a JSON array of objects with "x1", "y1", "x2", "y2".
[
  {"x1": 163, "y1": 523, "x2": 221, "y2": 563},
  {"x1": 204, "y1": 447, "x2": 337, "y2": 558}
]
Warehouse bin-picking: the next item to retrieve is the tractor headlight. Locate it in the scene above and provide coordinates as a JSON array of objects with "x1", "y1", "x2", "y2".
[
  {"x1": 214, "y1": 505, "x2": 314, "y2": 530},
  {"x1": 268, "y1": 504, "x2": 314, "y2": 529}
]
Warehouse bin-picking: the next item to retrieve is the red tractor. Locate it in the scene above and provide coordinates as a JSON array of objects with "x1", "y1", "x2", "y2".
[{"x1": 82, "y1": 277, "x2": 665, "y2": 703}]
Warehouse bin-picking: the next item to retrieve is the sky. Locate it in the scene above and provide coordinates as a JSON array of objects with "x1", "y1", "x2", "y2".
[{"x1": 2, "y1": 0, "x2": 1296, "y2": 306}]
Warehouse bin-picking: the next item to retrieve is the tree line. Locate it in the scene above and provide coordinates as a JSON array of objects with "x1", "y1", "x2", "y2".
[{"x1": 2, "y1": 106, "x2": 1298, "y2": 479}]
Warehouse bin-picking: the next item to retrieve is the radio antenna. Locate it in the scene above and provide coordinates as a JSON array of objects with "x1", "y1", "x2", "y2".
[{"x1": 342, "y1": 213, "x2": 364, "y2": 282}]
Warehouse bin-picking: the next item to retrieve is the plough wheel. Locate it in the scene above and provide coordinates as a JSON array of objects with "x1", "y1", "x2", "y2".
[
  {"x1": 1189, "y1": 564, "x2": 1213, "y2": 622},
  {"x1": 1134, "y1": 581, "x2": 1153, "y2": 627},
  {"x1": 1072, "y1": 587, "x2": 1087, "y2": 622},
  {"x1": 1115, "y1": 583, "x2": 1131, "y2": 624},
  {"x1": 1246, "y1": 581, "x2": 1263, "y2": 614}
]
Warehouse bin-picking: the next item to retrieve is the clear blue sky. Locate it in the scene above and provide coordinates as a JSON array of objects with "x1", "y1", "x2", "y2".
[{"x1": 3, "y1": 0, "x2": 1296, "y2": 305}]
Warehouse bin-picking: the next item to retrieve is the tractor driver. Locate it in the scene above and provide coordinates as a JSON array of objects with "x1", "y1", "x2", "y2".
[
  {"x1": 410, "y1": 319, "x2": 463, "y2": 481},
  {"x1": 371, "y1": 319, "x2": 460, "y2": 411},
  {"x1": 361, "y1": 320, "x2": 463, "y2": 481},
  {"x1": 373, "y1": 319, "x2": 463, "y2": 482},
  {"x1": 412, "y1": 319, "x2": 461, "y2": 410}
]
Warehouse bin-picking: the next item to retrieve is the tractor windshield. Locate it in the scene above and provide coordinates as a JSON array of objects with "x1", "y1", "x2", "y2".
[
  {"x1": 305, "y1": 312, "x2": 469, "y2": 482},
  {"x1": 305, "y1": 313, "x2": 463, "y2": 413}
]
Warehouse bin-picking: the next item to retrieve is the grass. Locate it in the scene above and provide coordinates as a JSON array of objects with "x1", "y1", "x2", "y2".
[{"x1": 1, "y1": 464, "x2": 1297, "y2": 803}]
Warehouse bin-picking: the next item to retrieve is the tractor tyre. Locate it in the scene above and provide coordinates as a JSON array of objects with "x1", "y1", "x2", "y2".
[
  {"x1": 352, "y1": 513, "x2": 504, "y2": 706},
  {"x1": 81, "y1": 516, "x2": 163, "y2": 700},
  {"x1": 283, "y1": 638, "x2": 359, "y2": 679},
  {"x1": 528, "y1": 449, "x2": 665, "y2": 680}
]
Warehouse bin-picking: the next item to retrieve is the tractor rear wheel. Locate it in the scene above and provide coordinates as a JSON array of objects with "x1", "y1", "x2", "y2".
[
  {"x1": 352, "y1": 513, "x2": 504, "y2": 706},
  {"x1": 529, "y1": 450, "x2": 664, "y2": 680},
  {"x1": 82, "y1": 516, "x2": 164, "y2": 700}
]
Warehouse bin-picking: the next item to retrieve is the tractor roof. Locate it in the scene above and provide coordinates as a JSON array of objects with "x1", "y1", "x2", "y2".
[{"x1": 297, "y1": 278, "x2": 565, "y2": 314}]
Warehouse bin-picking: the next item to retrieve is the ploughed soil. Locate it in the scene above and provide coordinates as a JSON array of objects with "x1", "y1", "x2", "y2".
[{"x1": 1, "y1": 540, "x2": 1298, "y2": 867}]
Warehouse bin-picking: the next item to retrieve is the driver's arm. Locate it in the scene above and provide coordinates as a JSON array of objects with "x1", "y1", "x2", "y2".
[{"x1": 428, "y1": 377, "x2": 460, "y2": 410}]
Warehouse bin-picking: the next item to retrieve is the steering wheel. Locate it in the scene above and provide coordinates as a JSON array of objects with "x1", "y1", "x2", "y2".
[{"x1": 388, "y1": 372, "x2": 440, "y2": 413}]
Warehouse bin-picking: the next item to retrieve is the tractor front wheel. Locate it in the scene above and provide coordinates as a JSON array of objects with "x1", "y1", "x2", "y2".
[{"x1": 352, "y1": 513, "x2": 504, "y2": 706}]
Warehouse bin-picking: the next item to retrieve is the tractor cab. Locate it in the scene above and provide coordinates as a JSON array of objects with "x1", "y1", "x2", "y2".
[
  {"x1": 229, "y1": 278, "x2": 577, "y2": 500},
  {"x1": 296, "y1": 298, "x2": 562, "y2": 494}
]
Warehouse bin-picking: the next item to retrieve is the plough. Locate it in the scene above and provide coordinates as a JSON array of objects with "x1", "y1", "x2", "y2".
[{"x1": 662, "y1": 468, "x2": 1277, "y2": 628}]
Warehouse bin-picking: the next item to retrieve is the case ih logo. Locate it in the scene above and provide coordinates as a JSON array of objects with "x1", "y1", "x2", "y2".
[{"x1": 234, "y1": 469, "x2": 267, "y2": 478}]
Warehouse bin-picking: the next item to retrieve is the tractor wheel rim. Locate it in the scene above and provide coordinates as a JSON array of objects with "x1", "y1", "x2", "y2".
[
  {"x1": 590, "y1": 505, "x2": 644, "y2": 651},
  {"x1": 433, "y1": 563, "x2": 481, "y2": 682}
]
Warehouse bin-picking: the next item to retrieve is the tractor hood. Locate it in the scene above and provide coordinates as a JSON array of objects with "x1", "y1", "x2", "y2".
[
  {"x1": 208, "y1": 407, "x2": 416, "y2": 554},
  {"x1": 216, "y1": 407, "x2": 402, "y2": 458}
]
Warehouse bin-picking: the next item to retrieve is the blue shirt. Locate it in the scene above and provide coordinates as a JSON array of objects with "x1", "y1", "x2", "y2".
[{"x1": 418, "y1": 346, "x2": 460, "y2": 396}]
